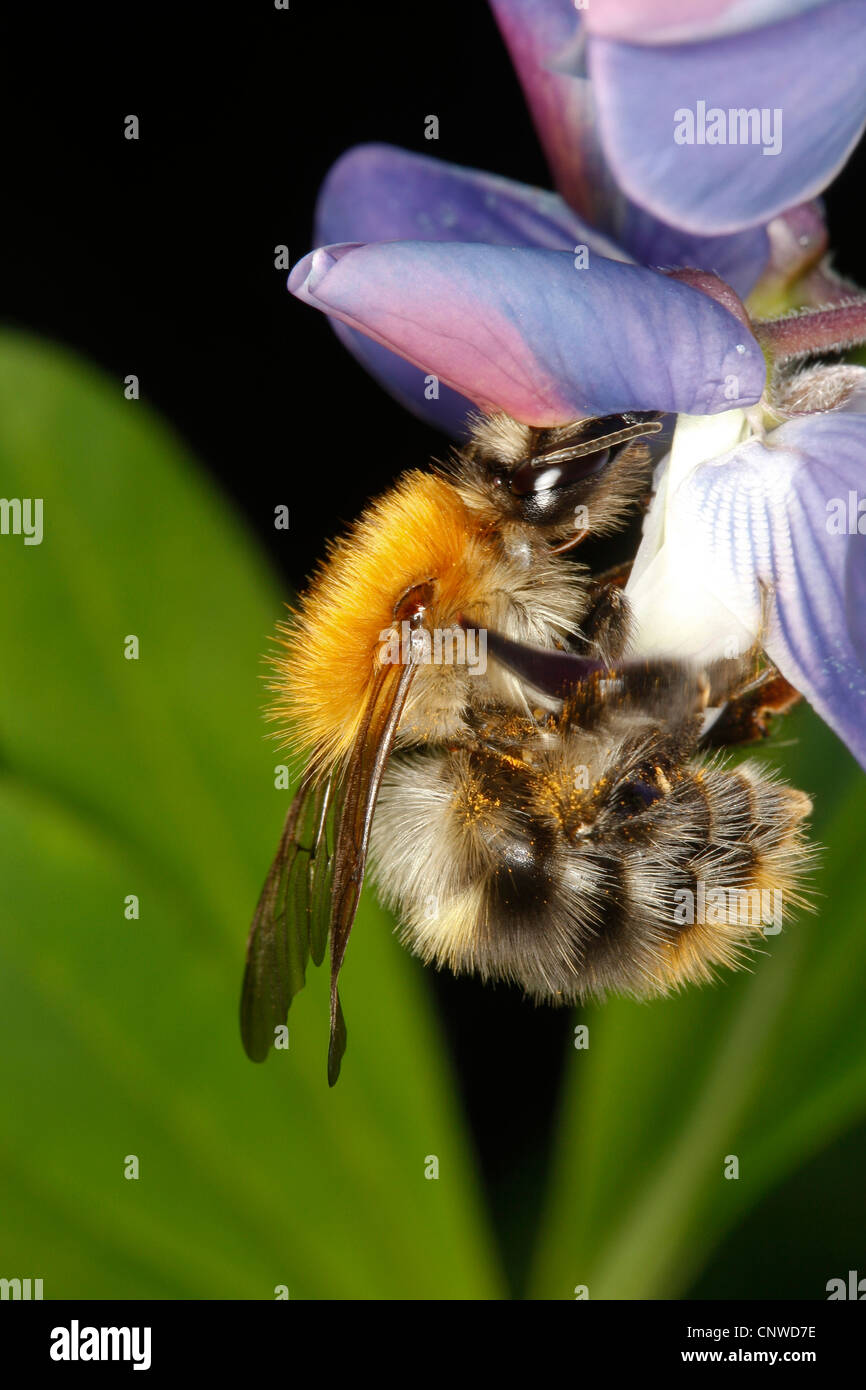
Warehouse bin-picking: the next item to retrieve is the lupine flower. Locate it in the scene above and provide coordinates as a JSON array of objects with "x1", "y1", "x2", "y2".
[
  {"x1": 287, "y1": 0, "x2": 861, "y2": 433},
  {"x1": 289, "y1": 0, "x2": 866, "y2": 433},
  {"x1": 290, "y1": 152, "x2": 827, "y2": 435},
  {"x1": 288, "y1": 0, "x2": 866, "y2": 768}
]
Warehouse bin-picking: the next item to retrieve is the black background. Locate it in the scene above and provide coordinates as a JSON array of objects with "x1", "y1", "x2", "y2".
[{"x1": 3, "y1": 2, "x2": 866, "y2": 1297}]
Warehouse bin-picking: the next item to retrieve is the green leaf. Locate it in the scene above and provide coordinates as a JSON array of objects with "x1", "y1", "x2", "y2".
[
  {"x1": 0, "y1": 331, "x2": 502, "y2": 1299},
  {"x1": 530, "y1": 706, "x2": 866, "y2": 1299}
]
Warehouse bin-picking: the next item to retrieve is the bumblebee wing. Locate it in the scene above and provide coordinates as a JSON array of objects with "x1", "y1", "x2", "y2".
[
  {"x1": 240, "y1": 770, "x2": 340, "y2": 1063},
  {"x1": 241, "y1": 653, "x2": 419, "y2": 1082},
  {"x1": 327, "y1": 654, "x2": 420, "y2": 1086}
]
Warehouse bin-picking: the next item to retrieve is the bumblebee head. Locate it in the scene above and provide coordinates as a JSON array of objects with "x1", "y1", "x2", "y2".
[{"x1": 450, "y1": 410, "x2": 663, "y2": 545}]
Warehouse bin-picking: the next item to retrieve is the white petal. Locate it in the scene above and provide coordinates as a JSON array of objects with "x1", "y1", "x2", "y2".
[
  {"x1": 628, "y1": 409, "x2": 866, "y2": 768},
  {"x1": 626, "y1": 410, "x2": 754, "y2": 662}
]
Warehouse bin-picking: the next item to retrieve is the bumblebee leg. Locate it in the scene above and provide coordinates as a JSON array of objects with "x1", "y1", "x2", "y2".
[
  {"x1": 578, "y1": 581, "x2": 632, "y2": 662},
  {"x1": 701, "y1": 669, "x2": 802, "y2": 749},
  {"x1": 585, "y1": 560, "x2": 634, "y2": 589}
]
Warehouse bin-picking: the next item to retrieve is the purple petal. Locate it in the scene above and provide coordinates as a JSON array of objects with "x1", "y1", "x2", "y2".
[
  {"x1": 311, "y1": 143, "x2": 626, "y2": 434},
  {"x1": 588, "y1": 0, "x2": 866, "y2": 234},
  {"x1": 314, "y1": 143, "x2": 626, "y2": 259},
  {"x1": 635, "y1": 412, "x2": 866, "y2": 769},
  {"x1": 289, "y1": 241, "x2": 765, "y2": 425},
  {"x1": 618, "y1": 204, "x2": 769, "y2": 298},
  {"x1": 585, "y1": 0, "x2": 837, "y2": 43},
  {"x1": 486, "y1": 4, "x2": 771, "y2": 293},
  {"x1": 488, "y1": 0, "x2": 617, "y2": 225},
  {"x1": 313, "y1": 143, "x2": 770, "y2": 420}
]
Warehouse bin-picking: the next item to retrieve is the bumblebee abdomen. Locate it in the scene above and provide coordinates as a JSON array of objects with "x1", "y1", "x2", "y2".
[{"x1": 369, "y1": 728, "x2": 813, "y2": 1004}]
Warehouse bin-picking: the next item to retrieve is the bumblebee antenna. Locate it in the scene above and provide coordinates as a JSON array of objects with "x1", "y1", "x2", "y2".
[{"x1": 527, "y1": 414, "x2": 662, "y2": 471}]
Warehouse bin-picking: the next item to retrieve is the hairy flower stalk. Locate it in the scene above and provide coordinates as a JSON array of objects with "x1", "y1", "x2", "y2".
[{"x1": 754, "y1": 298, "x2": 866, "y2": 364}]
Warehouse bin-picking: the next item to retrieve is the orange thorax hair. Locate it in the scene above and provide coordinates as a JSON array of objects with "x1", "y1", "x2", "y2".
[{"x1": 269, "y1": 471, "x2": 497, "y2": 769}]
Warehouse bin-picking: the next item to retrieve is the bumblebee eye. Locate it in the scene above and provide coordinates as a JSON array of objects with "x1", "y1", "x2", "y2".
[
  {"x1": 508, "y1": 448, "x2": 611, "y2": 499},
  {"x1": 393, "y1": 579, "x2": 435, "y2": 627},
  {"x1": 491, "y1": 412, "x2": 662, "y2": 527},
  {"x1": 506, "y1": 448, "x2": 614, "y2": 526}
]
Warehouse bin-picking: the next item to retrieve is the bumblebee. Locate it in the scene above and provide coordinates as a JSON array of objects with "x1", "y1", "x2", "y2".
[{"x1": 240, "y1": 412, "x2": 811, "y2": 1083}]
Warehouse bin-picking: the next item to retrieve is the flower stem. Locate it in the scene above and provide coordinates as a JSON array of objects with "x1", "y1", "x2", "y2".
[{"x1": 753, "y1": 298, "x2": 866, "y2": 362}]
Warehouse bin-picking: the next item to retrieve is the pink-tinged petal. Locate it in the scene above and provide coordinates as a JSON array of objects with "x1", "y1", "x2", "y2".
[
  {"x1": 289, "y1": 241, "x2": 765, "y2": 425},
  {"x1": 310, "y1": 144, "x2": 626, "y2": 435},
  {"x1": 588, "y1": 0, "x2": 866, "y2": 234},
  {"x1": 631, "y1": 411, "x2": 866, "y2": 769},
  {"x1": 313, "y1": 143, "x2": 771, "y2": 415},
  {"x1": 488, "y1": 0, "x2": 617, "y2": 224},
  {"x1": 314, "y1": 143, "x2": 626, "y2": 260},
  {"x1": 584, "y1": 0, "x2": 836, "y2": 44}
]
